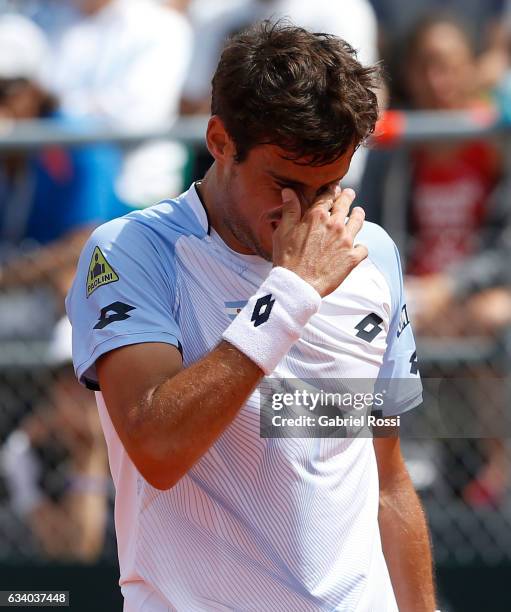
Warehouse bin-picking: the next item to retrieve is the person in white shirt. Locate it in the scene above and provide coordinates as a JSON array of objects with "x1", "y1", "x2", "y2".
[
  {"x1": 47, "y1": 0, "x2": 193, "y2": 208},
  {"x1": 67, "y1": 21, "x2": 435, "y2": 612}
]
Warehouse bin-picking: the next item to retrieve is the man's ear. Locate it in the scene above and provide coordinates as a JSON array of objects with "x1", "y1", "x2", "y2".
[{"x1": 206, "y1": 115, "x2": 237, "y2": 163}]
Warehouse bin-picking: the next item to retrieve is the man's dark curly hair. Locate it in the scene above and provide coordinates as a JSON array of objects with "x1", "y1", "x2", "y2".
[{"x1": 211, "y1": 20, "x2": 380, "y2": 166}]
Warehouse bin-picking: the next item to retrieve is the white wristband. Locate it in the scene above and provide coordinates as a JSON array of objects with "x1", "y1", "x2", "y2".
[{"x1": 222, "y1": 266, "x2": 321, "y2": 374}]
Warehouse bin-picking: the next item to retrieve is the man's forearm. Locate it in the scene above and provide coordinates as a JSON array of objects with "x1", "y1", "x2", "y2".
[
  {"x1": 379, "y1": 472, "x2": 436, "y2": 611},
  {"x1": 107, "y1": 341, "x2": 264, "y2": 490}
]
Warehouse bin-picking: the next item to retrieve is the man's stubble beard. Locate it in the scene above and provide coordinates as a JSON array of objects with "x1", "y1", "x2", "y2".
[
  {"x1": 224, "y1": 205, "x2": 272, "y2": 262},
  {"x1": 222, "y1": 175, "x2": 273, "y2": 262}
]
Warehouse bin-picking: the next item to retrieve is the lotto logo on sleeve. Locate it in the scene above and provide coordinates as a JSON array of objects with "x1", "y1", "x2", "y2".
[
  {"x1": 87, "y1": 247, "x2": 119, "y2": 297},
  {"x1": 354, "y1": 313, "x2": 383, "y2": 343},
  {"x1": 94, "y1": 302, "x2": 135, "y2": 330}
]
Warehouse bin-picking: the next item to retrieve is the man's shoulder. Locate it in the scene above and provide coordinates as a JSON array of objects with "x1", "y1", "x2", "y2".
[
  {"x1": 357, "y1": 221, "x2": 397, "y2": 259},
  {"x1": 91, "y1": 188, "x2": 208, "y2": 252},
  {"x1": 69, "y1": 191, "x2": 206, "y2": 314},
  {"x1": 356, "y1": 221, "x2": 403, "y2": 306}
]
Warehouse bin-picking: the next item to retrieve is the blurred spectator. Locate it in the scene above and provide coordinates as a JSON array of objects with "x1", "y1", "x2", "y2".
[
  {"x1": 370, "y1": 0, "x2": 510, "y2": 95},
  {"x1": 164, "y1": 0, "x2": 192, "y2": 14},
  {"x1": 181, "y1": 0, "x2": 378, "y2": 188},
  {"x1": 0, "y1": 0, "x2": 81, "y2": 42},
  {"x1": 1, "y1": 319, "x2": 111, "y2": 562},
  {"x1": 0, "y1": 14, "x2": 120, "y2": 559},
  {"x1": 0, "y1": 14, "x2": 128, "y2": 308},
  {"x1": 361, "y1": 15, "x2": 511, "y2": 335},
  {"x1": 47, "y1": 0, "x2": 193, "y2": 208},
  {"x1": 360, "y1": 14, "x2": 511, "y2": 508}
]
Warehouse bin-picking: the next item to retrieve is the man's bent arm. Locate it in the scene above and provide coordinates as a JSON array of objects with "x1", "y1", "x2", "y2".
[
  {"x1": 97, "y1": 340, "x2": 264, "y2": 490},
  {"x1": 374, "y1": 437, "x2": 436, "y2": 612},
  {"x1": 95, "y1": 186, "x2": 366, "y2": 491}
]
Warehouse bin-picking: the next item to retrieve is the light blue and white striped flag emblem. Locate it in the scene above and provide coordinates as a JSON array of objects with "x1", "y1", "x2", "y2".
[{"x1": 224, "y1": 300, "x2": 248, "y2": 320}]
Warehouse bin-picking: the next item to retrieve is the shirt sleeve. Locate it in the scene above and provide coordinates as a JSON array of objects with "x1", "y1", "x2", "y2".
[
  {"x1": 65, "y1": 215, "x2": 182, "y2": 390},
  {"x1": 374, "y1": 237, "x2": 423, "y2": 416}
]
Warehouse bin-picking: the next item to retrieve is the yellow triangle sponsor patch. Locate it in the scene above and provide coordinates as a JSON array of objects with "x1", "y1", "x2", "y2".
[{"x1": 86, "y1": 247, "x2": 119, "y2": 298}]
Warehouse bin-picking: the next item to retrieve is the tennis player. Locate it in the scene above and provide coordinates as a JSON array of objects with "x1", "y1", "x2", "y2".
[{"x1": 66, "y1": 21, "x2": 436, "y2": 611}]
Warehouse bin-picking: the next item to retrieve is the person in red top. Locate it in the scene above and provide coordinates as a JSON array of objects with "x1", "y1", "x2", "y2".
[
  {"x1": 363, "y1": 14, "x2": 511, "y2": 334},
  {"x1": 407, "y1": 140, "x2": 500, "y2": 278},
  {"x1": 360, "y1": 14, "x2": 511, "y2": 507},
  {"x1": 402, "y1": 15, "x2": 509, "y2": 334}
]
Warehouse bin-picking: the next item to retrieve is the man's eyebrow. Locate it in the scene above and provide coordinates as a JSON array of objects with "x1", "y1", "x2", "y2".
[
  {"x1": 267, "y1": 171, "x2": 307, "y2": 189},
  {"x1": 268, "y1": 170, "x2": 343, "y2": 192}
]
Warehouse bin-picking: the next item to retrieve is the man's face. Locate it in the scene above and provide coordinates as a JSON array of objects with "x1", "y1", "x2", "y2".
[
  {"x1": 406, "y1": 23, "x2": 475, "y2": 110},
  {"x1": 216, "y1": 140, "x2": 356, "y2": 261}
]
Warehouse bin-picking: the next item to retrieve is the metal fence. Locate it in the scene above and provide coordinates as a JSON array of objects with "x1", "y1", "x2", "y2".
[{"x1": 0, "y1": 111, "x2": 510, "y2": 610}]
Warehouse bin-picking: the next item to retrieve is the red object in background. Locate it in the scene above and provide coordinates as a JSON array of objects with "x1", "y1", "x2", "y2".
[
  {"x1": 39, "y1": 147, "x2": 73, "y2": 183},
  {"x1": 468, "y1": 104, "x2": 499, "y2": 128},
  {"x1": 407, "y1": 140, "x2": 500, "y2": 276},
  {"x1": 463, "y1": 477, "x2": 504, "y2": 510},
  {"x1": 373, "y1": 110, "x2": 406, "y2": 147}
]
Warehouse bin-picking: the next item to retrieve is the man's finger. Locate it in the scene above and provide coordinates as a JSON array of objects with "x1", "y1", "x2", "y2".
[
  {"x1": 331, "y1": 187, "x2": 356, "y2": 217},
  {"x1": 308, "y1": 184, "x2": 338, "y2": 213},
  {"x1": 345, "y1": 206, "x2": 365, "y2": 239},
  {"x1": 280, "y1": 188, "x2": 302, "y2": 230},
  {"x1": 350, "y1": 243, "x2": 368, "y2": 266}
]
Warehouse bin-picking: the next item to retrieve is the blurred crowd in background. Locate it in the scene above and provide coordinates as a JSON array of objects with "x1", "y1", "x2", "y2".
[{"x1": 0, "y1": 0, "x2": 510, "y2": 591}]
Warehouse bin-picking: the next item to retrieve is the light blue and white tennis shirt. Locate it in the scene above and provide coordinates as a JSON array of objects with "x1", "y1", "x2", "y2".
[{"x1": 66, "y1": 183, "x2": 422, "y2": 612}]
